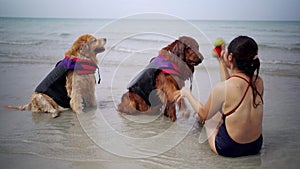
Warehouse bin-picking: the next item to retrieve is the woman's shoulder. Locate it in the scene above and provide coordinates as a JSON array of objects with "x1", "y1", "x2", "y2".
[
  {"x1": 224, "y1": 76, "x2": 243, "y2": 89},
  {"x1": 214, "y1": 81, "x2": 226, "y2": 90},
  {"x1": 211, "y1": 81, "x2": 226, "y2": 97},
  {"x1": 213, "y1": 78, "x2": 239, "y2": 92}
]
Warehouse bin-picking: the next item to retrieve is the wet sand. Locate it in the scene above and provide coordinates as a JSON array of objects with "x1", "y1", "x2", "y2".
[{"x1": 0, "y1": 62, "x2": 299, "y2": 169}]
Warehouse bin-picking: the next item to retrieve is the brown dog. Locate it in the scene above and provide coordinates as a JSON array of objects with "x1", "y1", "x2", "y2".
[
  {"x1": 5, "y1": 34, "x2": 106, "y2": 117},
  {"x1": 117, "y1": 36, "x2": 203, "y2": 121}
]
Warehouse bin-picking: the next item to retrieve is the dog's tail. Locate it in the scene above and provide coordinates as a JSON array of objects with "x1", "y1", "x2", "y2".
[{"x1": 4, "y1": 104, "x2": 29, "y2": 111}]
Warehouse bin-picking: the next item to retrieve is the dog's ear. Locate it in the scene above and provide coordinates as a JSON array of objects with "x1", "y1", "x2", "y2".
[
  {"x1": 162, "y1": 40, "x2": 179, "y2": 51},
  {"x1": 65, "y1": 34, "x2": 93, "y2": 57},
  {"x1": 162, "y1": 40, "x2": 187, "y2": 61},
  {"x1": 172, "y1": 40, "x2": 187, "y2": 61},
  {"x1": 79, "y1": 42, "x2": 90, "y2": 56}
]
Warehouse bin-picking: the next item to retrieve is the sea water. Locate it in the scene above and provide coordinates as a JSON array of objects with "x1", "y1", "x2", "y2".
[{"x1": 0, "y1": 16, "x2": 299, "y2": 168}]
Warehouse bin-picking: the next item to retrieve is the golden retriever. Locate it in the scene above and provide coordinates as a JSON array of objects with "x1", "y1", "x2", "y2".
[
  {"x1": 117, "y1": 36, "x2": 203, "y2": 121},
  {"x1": 5, "y1": 34, "x2": 106, "y2": 117}
]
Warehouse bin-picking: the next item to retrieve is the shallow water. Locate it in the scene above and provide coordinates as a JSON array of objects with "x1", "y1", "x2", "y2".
[{"x1": 0, "y1": 62, "x2": 299, "y2": 168}]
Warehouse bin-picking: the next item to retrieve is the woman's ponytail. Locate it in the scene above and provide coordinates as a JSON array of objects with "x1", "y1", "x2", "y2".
[{"x1": 228, "y1": 36, "x2": 262, "y2": 107}]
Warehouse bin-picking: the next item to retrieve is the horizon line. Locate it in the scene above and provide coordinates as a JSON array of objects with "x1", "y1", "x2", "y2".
[{"x1": 0, "y1": 16, "x2": 299, "y2": 22}]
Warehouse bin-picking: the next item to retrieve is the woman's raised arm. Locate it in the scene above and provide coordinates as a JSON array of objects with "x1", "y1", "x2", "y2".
[{"x1": 218, "y1": 44, "x2": 230, "y2": 81}]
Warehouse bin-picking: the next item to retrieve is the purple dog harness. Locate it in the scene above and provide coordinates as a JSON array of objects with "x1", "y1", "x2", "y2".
[
  {"x1": 150, "y1": 55, "x2": 181, "y2": 76},
  {"x1": 151, "y1": 55, "x2": 193, "y2": 90},
  {"x1": 58, "y1": 56, "x2": 101, "y2": 83}
]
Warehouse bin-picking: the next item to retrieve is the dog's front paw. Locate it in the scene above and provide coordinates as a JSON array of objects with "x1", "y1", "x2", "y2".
[
  {"x1": 182, "y1": 111, "x2": 190, "y2": 119},
  {"x1": 71, "y1": 106, "x2": 83, "y2": 114},
  {"x1": 75, "y1": 110, "x2": 84, "y2": 114},
  {"x1": 170, "y1": 114, "x2": 177, "y2": 122},
  {"x1": 51, "y1": 112, "x2": 59, "y2": 118},
  {"x1": 70, "y1": 98, "x2": 84, "y2": 114},
  {"x1": 72, "y1": 105, "x2": 84, "y2": 114}
]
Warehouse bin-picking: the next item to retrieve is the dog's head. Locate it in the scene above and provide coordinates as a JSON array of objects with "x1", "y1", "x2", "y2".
[
  {"x1": 65, "y1": 34, "x2": 106, "y2": 62},
  {"x1": 162, "y1": 36, "x2": 203, "y2": 72}
]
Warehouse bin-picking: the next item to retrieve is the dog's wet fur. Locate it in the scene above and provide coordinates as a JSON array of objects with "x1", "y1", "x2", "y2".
[{"x1": 118, "y1": 36, "x2": 203, "y2": 121}]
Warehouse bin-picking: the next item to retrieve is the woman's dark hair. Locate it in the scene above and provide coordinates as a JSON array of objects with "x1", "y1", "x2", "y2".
[{"x1": 228, "y1": 36, "x2": 262, "y2": 107}]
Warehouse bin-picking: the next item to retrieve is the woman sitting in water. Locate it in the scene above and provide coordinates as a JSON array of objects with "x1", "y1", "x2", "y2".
[{"x1": 175, "y1": 36, "x2": 264, "y2": 157}]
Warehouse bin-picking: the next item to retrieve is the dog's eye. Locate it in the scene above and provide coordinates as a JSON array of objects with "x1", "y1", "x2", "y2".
[{"x1": 92, "y1": 38, "x2": 97, "y2": 42}]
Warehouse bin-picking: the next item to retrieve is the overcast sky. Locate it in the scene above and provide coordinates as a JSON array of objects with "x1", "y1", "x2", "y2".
[{"x1": 0, "y1": 0, "x2": 299, "y2": 21}]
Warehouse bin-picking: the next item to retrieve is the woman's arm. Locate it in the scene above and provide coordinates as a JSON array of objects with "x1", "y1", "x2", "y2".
[
  {"x1": 218, "y1": 44, "x2": 230, "y2": 81},
  {"x1": 175, "y1": 87, "x2": 204, "y2": 119},
  {"x1": 219, "y1": 60, "x2": 230, "y2": 81},
  {"x1": 175, "y1": 84, "x2": 225, "y2": 123}
]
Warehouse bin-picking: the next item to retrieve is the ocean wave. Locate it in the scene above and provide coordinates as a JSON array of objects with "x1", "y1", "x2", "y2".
[
  {"x1": 261, "y1": 59, "x2": 300, "y2": 66},
  {"x1": 111, "y1": 46, "x2": 156, "y2": 54},
  {"x1": 128, "y1": 37, "x2": 171, "y2": 44},
  {"x1": 262, "y1": 69, "x2": 300, "y2": 78},
  {"x1": 0, "y1": 40, "x2": 43, "y2": 46},
  {"x1": 0, "y1": 52, "x2": 59, "y2": 64},
  {"x1": 59, "y1": 33, "x2": 71, "y2": 37},
  {"x1": 259, "y1": 44, "x2": 300, "y2": 52}
]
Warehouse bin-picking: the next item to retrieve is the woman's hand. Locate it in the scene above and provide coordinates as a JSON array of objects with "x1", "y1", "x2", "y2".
[
  {"x1": 218, "y1": 44, "x2": 226, "y2": 62},
  {"x1": 174, "y1": 87, "x2": 191, "y2": 102}
]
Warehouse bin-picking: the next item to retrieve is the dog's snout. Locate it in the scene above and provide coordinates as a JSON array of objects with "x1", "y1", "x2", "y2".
[
  {"x1": 197, "y1": 59, "x2": 202, "y2": 64},
  {"x1": 198, "y1": 53, "x2": 204, "y2": 63},
  {"x1": 98, "y1": 38, "x2": 106, "y2": 45},
  {"x1": 102, "y1": 38, "x2": 107, "y2": 45}
]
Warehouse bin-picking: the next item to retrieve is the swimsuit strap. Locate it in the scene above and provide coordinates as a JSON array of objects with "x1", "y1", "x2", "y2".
[
  {"x1": 223, "y1": 75, "x2": 251, "y2": 118},
  {"x1": 231, "y1": 75, "x2": 264, "y2": 105},
  {"x1": 230, "y1": 75, "x2": 250, "y2": 84}
]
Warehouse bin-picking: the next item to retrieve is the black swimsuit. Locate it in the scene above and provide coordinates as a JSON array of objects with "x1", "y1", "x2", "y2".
[{"x1": 215, "y1": 75, "x2": 263, "y2": 157}]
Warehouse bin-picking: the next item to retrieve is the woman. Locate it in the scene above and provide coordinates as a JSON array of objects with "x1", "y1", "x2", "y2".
[{"x1": 175, "y1": 36, "x2": 264, "y2": 157}]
